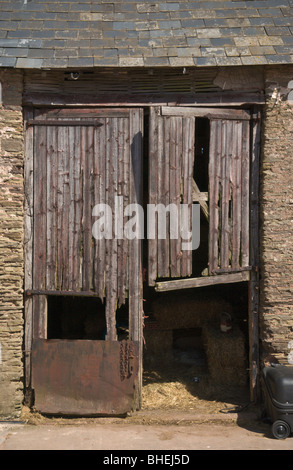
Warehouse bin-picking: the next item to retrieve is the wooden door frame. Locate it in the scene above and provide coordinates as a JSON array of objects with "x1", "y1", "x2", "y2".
[{"x1": 24, "y1": 102, "x2": 261, "y2": 408}]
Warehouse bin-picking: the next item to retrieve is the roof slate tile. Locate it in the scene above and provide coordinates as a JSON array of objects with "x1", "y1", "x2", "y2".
[{"x1": 0, "y1": 0, "x2": 292, "y2": 68}]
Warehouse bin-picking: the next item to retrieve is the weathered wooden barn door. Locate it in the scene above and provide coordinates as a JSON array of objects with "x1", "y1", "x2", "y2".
[
  {"x1": 208, "y1": 118, "x2": 250, "y2": 275},
  {"x1": 148, "y1": 106, "x2": 260, "y2": 400},
  {"x1": 148, "y1": 106, "x2": 253, "y2": 284},
  {"x1": 24, "y1": 107, "x2": 143, "y2": 415}
]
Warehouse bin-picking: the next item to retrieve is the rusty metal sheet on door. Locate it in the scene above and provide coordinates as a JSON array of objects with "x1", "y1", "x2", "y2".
[{"x1": 32, "y1": 339, "x2": 139, "y2": 416}]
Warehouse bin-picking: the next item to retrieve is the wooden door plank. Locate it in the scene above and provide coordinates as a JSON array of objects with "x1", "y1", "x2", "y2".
[
  {"x1": 220, "y1": 120, "x2": 231, "y2": 270},
  {"x1": 128, "y1": 108, "x2": 143, "y2": 410},
  {"x1": 81, "y1": 126, "x2": 93, "y2": 292},
  {"x1": 148, "y1": 107, "x2": 159, "y2": 286},
  {"x1": 208, "y1": 120, "x2": 221, "y2": 274},
  {"x1": 95, "y1": 119, "x2": 106, "y2": 299},
  {"x1": 181, "y1": 116, "x2": 195, "y2": 276},
  {"x1": 128, "y1": 108, "x2": 143, "y2": 343},
  {"x1": 155, "y1": 271, "x2": 250, "y2": 291},
  {"x1": 161, "y1": 106, "x2": 251, "y2": 120},
  {"x1": 241, "y1": 120, "x2": 250, "y2": 268},
  {"x1": 105, "y1": 118, "x2": 117, "y2": 341},
  {"x1": 117, "y1": 118, "x2": 129, "y2": 307},
  {"x1": 157, "y1": 114, "x2": 168, "y2": 278},
  {"x1": 33, "y1": 125, "x2": 47, "y2": 290},
  {"x1": 230, "y1": 120, "x2": 242, "y2": 270}
]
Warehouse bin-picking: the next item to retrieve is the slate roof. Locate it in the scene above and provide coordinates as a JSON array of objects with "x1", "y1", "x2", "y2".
[{"x1": 0, "y1": 0, "x2": 293, "y2": 68}]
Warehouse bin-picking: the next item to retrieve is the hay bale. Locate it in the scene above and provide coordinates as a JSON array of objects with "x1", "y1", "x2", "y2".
[
  {"x1": 203, "y1": 325, "x2": 248, "y2": 386},
  {"x1": 143, "y1": 329, "x2": 173, "y2": 364},
  {"x1": 150, "y1": 292, "x2": 233, "y2": 330}
]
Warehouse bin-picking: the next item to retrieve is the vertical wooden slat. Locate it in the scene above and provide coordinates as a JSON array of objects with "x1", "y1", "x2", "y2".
[
  {"x1": 241, "y1": 119, "x2": 250, "y2": 267},
  {"x1": 157, "y1": 114, "x2": 168, "y2": 277},
  {"x1": 220, "y1": 120, "x2": 231, "y2": 270},
  {"x1": 33, "y1": 125, "x2": 47, "y2": 290},
  {"x1": 67, "y1": 125, "x2": 75, "y2": 291},
  {"x1": 81, "y1": 126, "x2": 93, "y2": 292},
  {"x1": 128, "y1": 108, "x2": 143, "y2": 410},
  {"x1": 123, "y1": 117, "x2": 130, "y2": 299},
  {"x1": 33, "y1": 295, "x2": 47, "y2": 340},
  {"x1": 181, "y1": 116, "x2": 195, "y2": 276},
  {"x1": 117, "y1": 117, "x2": 129, "y2": 307},
  {"x1": 209, "y1": 119, "x2": 221, "y2": 274},
  {"x1": 129, "y1": 108, "x2": 143, "y2": 342},
  {"x1": 56, "y1": 125, "x2": 64, "y2": 289},
  {"x1": 231, "y1": 120, "x2": 242, "y2": 270},
  {"x1": 93, "y1": 122, "x2": 101, "y2": 297},
  {"x1": 104, "y1": 118, "x2": 116, "y2": 340},
  {"x1": 62, "y1": 125, "x2": 70, "y2": 290},
  {"x1": 105, "y1": 118, "x2": 118, "y2": 341},
  {"x1": 45, "y1": 125, "x2": 53, "y2": 289},
  {"x1": 95, "y1": 119, "x2": 106, "y2": 299},
  {"x1": 73, "y1": 126, "x2": 82, "y2": 291},
  {"x1": 148, "y1": 107, "x2": 158, "y2": 286},
  {"x1": 170, "y1": 117, "x2": 182, "y2": 278}
]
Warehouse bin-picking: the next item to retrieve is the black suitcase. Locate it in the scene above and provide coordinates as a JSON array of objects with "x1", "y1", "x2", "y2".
[{"x1": 262, "y1": 364, "x2": 293, "y2": 439}]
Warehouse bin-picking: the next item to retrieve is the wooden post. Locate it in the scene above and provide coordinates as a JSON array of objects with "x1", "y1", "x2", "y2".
[
  {"x1": 249, "y1": 109, "x2": 261, "y2": 402},
  {"x1": 129, "y1": 108, "x2": 143, "y2": 409},
  {"x1": 24, "y1": 108, "x2": 34, "y2": 402}
]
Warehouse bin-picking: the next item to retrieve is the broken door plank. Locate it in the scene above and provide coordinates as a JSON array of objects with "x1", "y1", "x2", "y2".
[
  {"x1": 155, "y1": 271, "x2": 250, "y2": 292},
  {"x1": 161, "y1": 106, "x2": 251, "y2": 120}
]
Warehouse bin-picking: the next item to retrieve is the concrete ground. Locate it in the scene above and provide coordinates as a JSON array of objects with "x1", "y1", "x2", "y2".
[{"x1": 1, "y1": 407, "x2": 293, "y2": 451}]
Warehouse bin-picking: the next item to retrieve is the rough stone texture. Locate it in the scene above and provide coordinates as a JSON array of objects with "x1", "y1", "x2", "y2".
[
  {"x1": 260, "y1": 65, "x2": 293, "y2": 366},
  {"x1": 0, "y1": 69, "x2": 24, "y2": 418}
]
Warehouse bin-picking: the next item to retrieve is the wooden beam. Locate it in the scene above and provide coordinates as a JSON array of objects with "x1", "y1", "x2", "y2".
[
  {"x1": 26, "y1": 289, "x2": 104, "y2": 297},
  {"x1": 23, "y1": 92, "x2": 265, "y2": 108},
  {"x1": 26, "y1": 120, "x2": 103, "y2": 128},
  {"x1": 161, "y1": 106, "x2": 251, "y2": 120},
  {"x1": 155, "y1": 271, "x2": 250, "y2": 292}
]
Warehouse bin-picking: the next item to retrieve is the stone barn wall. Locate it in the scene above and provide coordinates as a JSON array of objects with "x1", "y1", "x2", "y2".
[
  {"x1": 0, "y1": 69, "x2": 24, "y2": 418},
  {"x1": 0, "y1": 64, "x2": 293, "y2": 417},
  {"x1": 260, "y1": 65, "x2": 293, "y2": 366}
]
